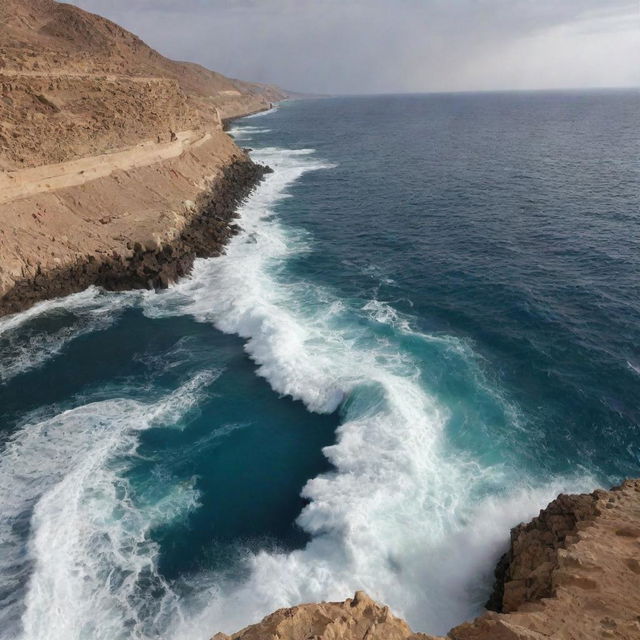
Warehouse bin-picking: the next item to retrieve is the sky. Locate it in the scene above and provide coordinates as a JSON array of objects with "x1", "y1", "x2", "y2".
[{"x1": 66, "y1": 0, "x2": 640, "y2": 94}]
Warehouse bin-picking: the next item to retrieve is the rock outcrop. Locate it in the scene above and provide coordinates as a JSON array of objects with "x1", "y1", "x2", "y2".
[
  {"x1": 212, "y1": 591, "x2": 434, "y2": 640},
  {"x1": 0, "y1": 0, "x2": 287, "y2": 316},
  {"x1": 211, "y1": 480, "x2": 640, "y2": 640},
  {"x1": 0, "y1": 157, "x2": 271, "y2": 315},
  {"x1": 485, "y1": 487, "x2": 602, "y2": 614}
]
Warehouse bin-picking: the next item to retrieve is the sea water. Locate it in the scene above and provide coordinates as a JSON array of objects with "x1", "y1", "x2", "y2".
[{"x1": 0, "y1": 91, "x2": 639, "y2": 639}]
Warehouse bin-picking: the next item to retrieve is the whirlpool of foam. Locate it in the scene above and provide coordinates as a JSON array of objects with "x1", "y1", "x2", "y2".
[{"x1": 0, "y1": 371, "x2": 218, "y2": 640}]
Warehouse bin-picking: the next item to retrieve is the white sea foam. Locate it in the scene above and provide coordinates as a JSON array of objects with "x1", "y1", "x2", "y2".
[
  {"x1": 228, "y1": 126, "x2": 272, "y2": 141},
  {"x1": 363, "y1": 298, "x2": 413, "y2": 331},
  {"x1": 627, "y1": 360, "x2": 640, "y2": 375},
  {"x1": 243, "y1": 105, "x2": 279, "y2": 119},
  {"x1": 0, "y1": 288, "x2": 138, "y2": 383},
  {"x1": 0, "y1": 372, "x2": 216, "y2": 640}
]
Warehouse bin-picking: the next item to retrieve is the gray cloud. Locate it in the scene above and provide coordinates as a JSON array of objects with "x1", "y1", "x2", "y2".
[{"x1": 66, "y1": 0, "x2": 640, "y2": 93}]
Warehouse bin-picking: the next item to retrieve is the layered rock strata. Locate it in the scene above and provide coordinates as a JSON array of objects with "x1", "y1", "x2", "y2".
[
  {"x1": 0, "y1": 0, "x2": 285, "y2": 171},
  {"x1": 211, "y1": 480, "x2": 640, "y2": 640}
]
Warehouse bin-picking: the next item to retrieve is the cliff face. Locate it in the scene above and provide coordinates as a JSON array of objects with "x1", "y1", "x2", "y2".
[
  {"x1": 211, "y1": 480, "x2": 640, "y2": 640},
  {"x1": 465, "y1": 478, "x2": 640, "y2": 640},
  {"x1": 0, "y1": 0, "x2": 286, "y2": 315}
]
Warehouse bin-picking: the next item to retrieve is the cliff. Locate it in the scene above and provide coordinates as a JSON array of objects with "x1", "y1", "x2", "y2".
[
  {"x1": 0, "y1": 0, "x2": 286, "y2": 315},
  {"x1": 212, "y1": 479, "x2": 640, "y2": 640}
]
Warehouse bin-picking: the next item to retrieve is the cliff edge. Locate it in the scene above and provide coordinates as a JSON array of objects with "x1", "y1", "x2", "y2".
[
  {"x1": 212, "y1": 479, "x2": 640, "y2": 640},
  {"x1": 0, "y1": 0, "x2": 286, "y2": 316}
]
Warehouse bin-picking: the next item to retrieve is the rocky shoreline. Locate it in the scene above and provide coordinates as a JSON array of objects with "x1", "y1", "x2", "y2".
[{"x1": 0, "y1": 158, "x2": 270, "y2": 317}]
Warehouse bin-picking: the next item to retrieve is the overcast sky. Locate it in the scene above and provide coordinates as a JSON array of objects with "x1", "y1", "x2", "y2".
[{"x1": 67, "y1": 0, "x2": 640, "y2": 94}]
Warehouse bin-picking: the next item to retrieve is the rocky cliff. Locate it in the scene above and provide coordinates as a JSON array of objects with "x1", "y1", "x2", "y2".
[
  {"x1": 0, "y1": 0, "x2": 286, "y2": 315},
  {"x1": 212, "y1": 480, "x2": 640, "y2": 640}
]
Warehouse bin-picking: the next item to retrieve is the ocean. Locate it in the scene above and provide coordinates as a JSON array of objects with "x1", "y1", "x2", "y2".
[{"x1": 0, "y1": 90, "x2": 639, "y2": 639}]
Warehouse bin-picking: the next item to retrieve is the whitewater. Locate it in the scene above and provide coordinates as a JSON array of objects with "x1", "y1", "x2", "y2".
[{"x1": 0, "y1": 106, "x2": 616, "y2": 640}]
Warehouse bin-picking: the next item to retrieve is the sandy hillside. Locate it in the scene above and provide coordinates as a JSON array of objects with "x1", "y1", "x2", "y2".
[
  {"x1": 0, "y1": 0, "x2": 286, "y2": 315},
  {"x1": 0, "y1": 0, "x2": 285, "y2": 170}
]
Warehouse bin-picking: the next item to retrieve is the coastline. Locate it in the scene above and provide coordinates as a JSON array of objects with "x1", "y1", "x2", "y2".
[
  {"x1": 2, "y1": 103, "x2": 639, "y2": 639},
  {"x1": 2, "y1": 3, "x2": 638, "y2": 640},
  {"x1": 0, "y1": 153, "x2": 271, "y2": 317},
  {"x1": 0, "y1": 0, "x2": 287, "y2": 318},
  {"x1": 222, "y1": 102, "x2": 279, "y2": 130}
]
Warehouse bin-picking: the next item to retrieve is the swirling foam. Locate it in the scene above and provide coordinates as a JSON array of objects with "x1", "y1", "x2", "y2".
[
  {"x1": 0, "y1": 372, "x2": 216, "y2": 640},
  {"x1": 0, "y1": 288, "x2": 138, "y2": 383}
]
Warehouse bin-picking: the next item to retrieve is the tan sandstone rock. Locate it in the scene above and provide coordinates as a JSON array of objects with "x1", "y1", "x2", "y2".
[{"x1": 211, "y1": 591, "x2": 437, "y2": 640}]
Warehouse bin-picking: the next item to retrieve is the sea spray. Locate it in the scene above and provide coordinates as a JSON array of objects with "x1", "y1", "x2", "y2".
[{"x1": 0, "y1": 373, "x2": 216, "y2": 640}]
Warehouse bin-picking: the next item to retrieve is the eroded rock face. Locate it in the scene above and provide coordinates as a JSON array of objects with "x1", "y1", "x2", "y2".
[
  {"x1": 0, "y1": 158, "x2": 270, "y2": 316},
  {"x1": 211, "y1": 480, "x2": 640, "y2": 640},
  {"x1": 486, "y1": 490, "x2": 601, "y2": 612},
  {"x1": 0, "y1": 0, "x2": 286, "y2": 316},
  {"x1": 463, "y1": 478, "x2": 640, "y2": 640}
]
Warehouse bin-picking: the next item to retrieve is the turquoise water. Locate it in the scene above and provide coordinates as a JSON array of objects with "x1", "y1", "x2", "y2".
[{"x1": 1, "y1": 92, "x2": 639, "y2": 639}]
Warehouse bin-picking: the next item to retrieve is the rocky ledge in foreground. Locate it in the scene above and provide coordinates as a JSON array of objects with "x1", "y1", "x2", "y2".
[{"x1": 212, "y1": 479, "x2": 640, "y2": 640}]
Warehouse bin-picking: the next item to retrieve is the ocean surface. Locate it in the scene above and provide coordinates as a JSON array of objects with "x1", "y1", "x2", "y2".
[{"x1": 1, "y1": 91, "x2": 639, "y2": 639}]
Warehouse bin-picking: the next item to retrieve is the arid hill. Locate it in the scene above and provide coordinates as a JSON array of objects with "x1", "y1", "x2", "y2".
[
  {"x1": 0, "y1": 0, "x2": 286, "y2": 315},
  {"x1": 0, "y1": 0, "x2": 285, "y2": 169}
]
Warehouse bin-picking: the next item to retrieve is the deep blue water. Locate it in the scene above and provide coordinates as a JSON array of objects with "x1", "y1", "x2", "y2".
[{"x1": 0, "y1": 90, "x2": 639, "y2": 639}]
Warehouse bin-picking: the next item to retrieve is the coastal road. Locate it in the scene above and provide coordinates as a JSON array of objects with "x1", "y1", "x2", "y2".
[{"x1": 0, "y1": 129, "x2": 214, "y2": 205}]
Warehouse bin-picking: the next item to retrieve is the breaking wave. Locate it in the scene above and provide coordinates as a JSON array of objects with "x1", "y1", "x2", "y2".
[
  {"x1": 140, "y1": 143, "x2": 592, "y2": 636},
  {"x1": 0, "y1": 373, "x2": 217, "y2": 640}
]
